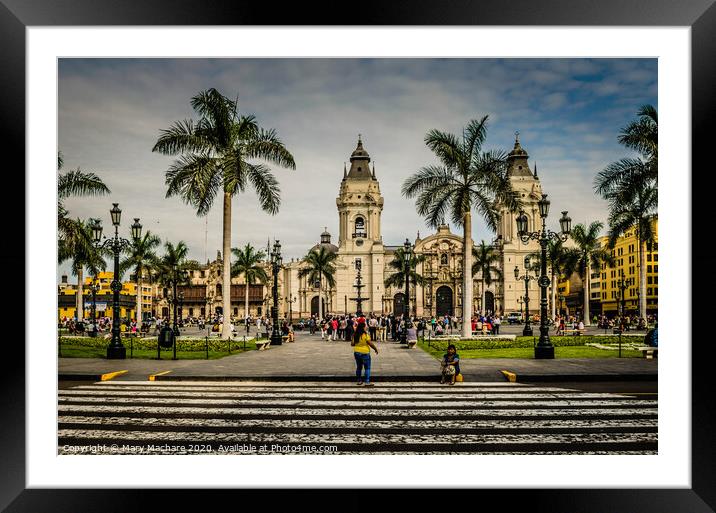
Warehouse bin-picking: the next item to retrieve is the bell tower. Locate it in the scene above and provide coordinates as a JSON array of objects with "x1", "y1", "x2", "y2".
[
  {"x1": 336, "y1": 135, "x2": 384, "y2": 250},
  {"x1": 335, "y1": 135, "x2": 385, "y2": 314},
  {"x1": 496, "y1": 132, "x2": 543, "y2": 315}
]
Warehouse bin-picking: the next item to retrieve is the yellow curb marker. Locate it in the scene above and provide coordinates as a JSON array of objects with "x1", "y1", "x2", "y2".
[
  {"x1": 149, "y1": 371, "x2": 172, "y2": 381},
  {"x1": 500, "y1": 370, "x2": 517, "y2": 383},
  {"x1": 100, "y1": 370, "x2": 128, "y2": 381}
]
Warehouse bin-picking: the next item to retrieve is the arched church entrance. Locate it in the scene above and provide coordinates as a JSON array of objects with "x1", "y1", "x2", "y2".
[
  {"x1": 436, "y1": 286, "x2": 453, "y2": 316},
  {"x1": 311, "y1": 296, "x2": 320, "y2": 317},
  {"x1": 485, "y1": 291, "x2": 495, "y2": 315},
  {"x1": 393, "y1": 293, "x2": 405, "y2": 316}
]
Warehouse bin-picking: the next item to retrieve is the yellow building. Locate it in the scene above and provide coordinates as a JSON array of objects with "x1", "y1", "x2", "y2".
[
  {"x1": 598, "y1": 219, "x2": 658, "y2": 317},
  {"x1": 57, "y1": 271, "x2": 146, "y2": 322}
]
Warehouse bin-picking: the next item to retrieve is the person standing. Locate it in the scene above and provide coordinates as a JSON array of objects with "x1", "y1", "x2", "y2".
[
  {"x1": 368, "y1": 315, "x2": 378, "y2": 341},
  {"x1": 493, "y1": 314, "x2": 501, "y2": 335},
  {"x1": 331, "y1": 317, "x2": 338, "y2": 340},
  {"x1": 351, "y1": 320, "x2": 379, "y2": 386}
]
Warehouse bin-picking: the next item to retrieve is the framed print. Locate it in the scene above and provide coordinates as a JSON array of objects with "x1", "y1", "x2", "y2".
[{"x1": 4, "y1": 0, "x2": 715, "y2": 511}]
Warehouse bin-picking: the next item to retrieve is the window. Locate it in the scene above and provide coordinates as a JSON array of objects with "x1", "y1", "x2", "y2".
[
  {"x1": 647, "y1": 265, "x2": 652, "y2": 273},
  {"x1": 654, "y1": 265, "x2": 658, "y2": 273},
  {"x1": 354, "y1": 216, "x2": 366, "y2": 237},
  {"x1": 654, "y1": 254, "x2": 658, "y2": 262},
  {"x1": 654, "y1": 276, "x2": 658, "y2": 284},
  {"x1": 648, "y1": 276, "x2": 653, "y2": 285},
  {"x1": 647, "y1": 254, "x2": 652, "y2": 262},
  {"x1": 647, "y1": 288, "x2": 652, "y2": 295}
]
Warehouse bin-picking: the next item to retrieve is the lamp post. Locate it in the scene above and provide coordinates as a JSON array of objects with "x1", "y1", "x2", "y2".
[
  {"x1": 89, "y1": 278, "x2": 100, "y2": 337},
  {"x1": 516, "y1": 194, "x2": 572, "y2": 359},
  {"x1": 178, "y1": 290, "x2": 184, "y2": 327},
  {"x1": 287, "y1": 295, "x2": 297, "y2": 324},
  {"x1": 514, "y1": 257, "x2": 535, "y2": 337},
  {"x1": 517, "y1": 296, "x2": 524, "y2": 322},
  {"x1": 617, "y1": 271, "x2": 628, "y2": 357},
  {"x1": 401, "y1": 238, "x2": 412, "y2": 344},
  {"x1": 91, "y1": 205, "x2": 141, "y2": 359},
  {"x1": 618, "y1": 271, "x2": 628, "y2": 323},
  {"x1": 270, "y1": 240, "x2": 283, "y2": 346}
]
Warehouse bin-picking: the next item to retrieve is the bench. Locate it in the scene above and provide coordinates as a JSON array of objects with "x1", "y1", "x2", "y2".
[
  {"x1": 637, "y1": 346, "x2": 658, "y2": 359},
  {"x1": 255, "y1": 340, "x2": 271, "y2": 351}
]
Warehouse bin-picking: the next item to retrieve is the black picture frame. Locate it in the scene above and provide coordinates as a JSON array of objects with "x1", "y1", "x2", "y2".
[{"x1": 3, "y1": 1, "x2": 713, "y2": 511}]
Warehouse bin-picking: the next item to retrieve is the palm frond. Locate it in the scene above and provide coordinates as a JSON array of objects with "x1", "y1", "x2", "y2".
[{"x1": 58, "y1": 169, "x2": 110, "y2": 200}]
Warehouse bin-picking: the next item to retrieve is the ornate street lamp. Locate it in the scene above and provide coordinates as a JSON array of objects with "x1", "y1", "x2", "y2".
[
  {"x1": 270, "y1": 240, "x2": 283, "y2": 346},
  {"x1": 401, "y1": 238, "x2": 413, "y2": 344},
  {"x1": 516, "y1": 194, "x2": 571, "y2": 359},
  {"x1": 514, "y1": 256, "x2": 536, "y2": 337},
  {"x1": 91, "y1": 206, "x2": 142, "y2": 359}
]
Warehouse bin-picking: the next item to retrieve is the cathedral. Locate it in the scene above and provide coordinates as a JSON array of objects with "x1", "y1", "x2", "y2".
[{"x1": 279, "y1": 134, "x2": 546, "y2": 320}]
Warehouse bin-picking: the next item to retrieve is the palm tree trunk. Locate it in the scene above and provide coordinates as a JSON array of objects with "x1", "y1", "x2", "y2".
[
  {"x1": 245, "y1": 277, "x2": 250, "y2": 321},
  {"x1": 76, "y1": 268, "x2": 84, "y2": 320},
  {"x1": 319, "y1": 275, "x2": 323, "y2": 320},
  {"x1": 462, "y1": 213, "x2": 473, "y2": 338},
  {"x1": 639, "y1": 239, "x2": 647, "y2": 322},
  {"x1": 222, "y1": 192, "x2": 232, "y2": 340},
  {"x1": 583, "y1": 262, "x2": 591, "y2": 325}
]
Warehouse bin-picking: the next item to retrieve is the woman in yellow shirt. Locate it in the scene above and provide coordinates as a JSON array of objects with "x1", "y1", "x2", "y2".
[{"x1": 351, "y1": 321, "x2": 379, "y2": 386}]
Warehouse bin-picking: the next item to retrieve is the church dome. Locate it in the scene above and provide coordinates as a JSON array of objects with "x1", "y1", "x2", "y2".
[{"x1": 311, "y1": 228, "x2": 338, "y2": 254}]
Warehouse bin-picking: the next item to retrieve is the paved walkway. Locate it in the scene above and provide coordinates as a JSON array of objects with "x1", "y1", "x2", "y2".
[{"x1": 58, "y1": 331, "x2": 658, "y2": 383}]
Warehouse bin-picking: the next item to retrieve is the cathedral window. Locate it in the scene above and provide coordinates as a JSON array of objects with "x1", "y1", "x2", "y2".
[{"x1": 354, "y1": 217, "x2": 366, "y2": 238}]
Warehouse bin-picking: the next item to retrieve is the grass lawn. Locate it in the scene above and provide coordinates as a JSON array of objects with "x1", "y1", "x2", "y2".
[{"x1": 417, "y1": 339, "x2": 643, "y2": 359}]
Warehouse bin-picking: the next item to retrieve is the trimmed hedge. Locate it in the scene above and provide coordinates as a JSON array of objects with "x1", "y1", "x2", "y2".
[
  {"x1": 423, "y1": 336, "x2": 633, "y2": 352},
  {"x1": 59, "y1": 336, "x2": 257, "y2": 352}
]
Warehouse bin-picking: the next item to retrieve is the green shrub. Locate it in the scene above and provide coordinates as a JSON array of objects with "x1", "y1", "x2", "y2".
[
  {"x1": 58, "y1": 336, "x2": 256, "y2": 352},
  {"x1": 423, "y1": 336, "x2": 627, "y2": 352}
]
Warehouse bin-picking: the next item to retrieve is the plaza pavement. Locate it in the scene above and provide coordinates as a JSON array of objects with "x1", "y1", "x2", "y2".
[{"x1": 58, "y1": 330, "x2": 658, "y2": 383}]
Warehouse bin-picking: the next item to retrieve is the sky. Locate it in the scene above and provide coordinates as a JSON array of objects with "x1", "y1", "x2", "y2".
[{"x1": 57, "y1": 58, "x2": 657, "y2": 280}]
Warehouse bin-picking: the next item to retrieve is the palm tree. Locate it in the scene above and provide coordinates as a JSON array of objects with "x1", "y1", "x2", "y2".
[
  {"x1": 471, "y1": 241, "x2": 502, "y2": 315},
  {"x1": 152, "y1": 88, "x2": 295, "y2": 339},
  {"x1": 58, "y1": 152, "x2": 110, "y2": 255},
  {"x1": 298, "y1": 246, "x2": 338, "y2": 320},
  {"x1": 120, "y1": 231, "x2": 161, "y2": 324},
  {"x1": 231, "y1": 244, "x2": 268, "y2": 320},
  {"x1": 571, "y1": 222, "x2": 612, "y2": 325},
  {"x1": 60, "y1": 218, "x2": 108, "y2": 320},
  {"x1": 155, "y1": 241, "x2": 195, "y2": 325},
  {"x1": 402, "y1": 116, "x2": 521, "y2": 337},
  {"x1": 595, "y1": 105, "x2": 658, "y2": 322},
  {"x1": 384, "y1": 247, "x2": 426, "y2": 316},
  {"x1": 604, "y1": 183, "x2": 657, "y2": 320}
]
